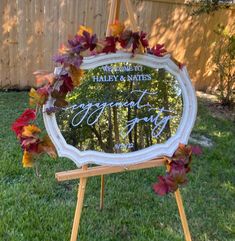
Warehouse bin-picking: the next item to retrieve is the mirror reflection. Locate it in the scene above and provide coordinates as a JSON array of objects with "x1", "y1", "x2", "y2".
[{"x1": 55, "y1": 62, "x2": 183, "y2": 153}]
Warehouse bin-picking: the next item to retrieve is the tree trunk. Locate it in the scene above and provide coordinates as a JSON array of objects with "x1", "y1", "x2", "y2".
[
  {"x1": 144, "y1": 126, "x2": 150, "y2": 147},
  {"x1": 134, "y1": 106, "x2": 138, "y2": 150},
  {"x1": 127, "y1": 82, "x2": 133, "y2": 146},
  {"x1": 158, "y1": 69, "x2": 171, "y2": 139},
  {"x1": 107, "y1": 107, "x2": 114, "y2": 152},
  {"x1": 139, "y1": 124, "x2": 144, "y2": 149},
  {"x1": 113, "y1": 106, "x2": 120, "y2": 153},
  {"x1": 90, "y1": 126, "x2": 108, "y2": 152}
]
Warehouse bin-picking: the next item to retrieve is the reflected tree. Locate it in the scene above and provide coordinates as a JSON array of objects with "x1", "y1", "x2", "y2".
[{"x1": 56, "y1": 63, "x2": 183, "y2": 153}]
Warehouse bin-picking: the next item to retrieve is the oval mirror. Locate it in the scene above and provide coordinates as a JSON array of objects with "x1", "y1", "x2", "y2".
[{"x1": 43, "y1": 52, "x2": 197, "y2": 166}]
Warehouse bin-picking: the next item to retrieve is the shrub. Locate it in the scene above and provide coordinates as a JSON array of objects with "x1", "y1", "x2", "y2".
[{"x1": 213, "y1": 25, "x2": 235, "y2": 107}]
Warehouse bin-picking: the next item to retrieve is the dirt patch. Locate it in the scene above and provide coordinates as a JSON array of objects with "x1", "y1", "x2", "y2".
[{"x1": 197, "y1": 91, "x2": 235, "y2": 122}]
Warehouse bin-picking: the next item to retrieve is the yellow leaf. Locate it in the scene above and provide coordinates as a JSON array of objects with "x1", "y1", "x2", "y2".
[
  {"x1": 22, "y1": 125, "x2": 41, "y2": 138},
  {"x1": 70, "y1": 65, "x2": 84, "y2": 87},
  {"x1": 77, "y1": 25, "x2": 93, "y2": 36},
  {"x1": 110, "y1": 21, "x2": 125, "y2": 37},
  {"x1": 29, "y1": 88, "x2": 47, "y2": 107},
  {"x1": 22, "y1": 150, "x2": 34, "y2": 168}
]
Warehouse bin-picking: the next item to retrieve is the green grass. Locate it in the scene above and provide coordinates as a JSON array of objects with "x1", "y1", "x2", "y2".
[{"x1": 0, "y1": 91, "x2": 234, "y2": 241}]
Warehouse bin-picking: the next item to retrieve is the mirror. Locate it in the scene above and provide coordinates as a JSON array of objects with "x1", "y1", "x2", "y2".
[{"x1": 55, "y1": 62, "x2": 183, "y2": 154}]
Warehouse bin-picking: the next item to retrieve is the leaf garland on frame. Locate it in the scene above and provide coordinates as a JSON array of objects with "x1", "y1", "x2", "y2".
[
  {"x1": 11, "y1": 22, "x2": 201, "y2": 195},
  {"x1": 153, "y1": 144, "x2": 202, "y2": 196}
]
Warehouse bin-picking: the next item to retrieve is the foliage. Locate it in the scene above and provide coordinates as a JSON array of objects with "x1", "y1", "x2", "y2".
[
  {"x1": 188, "y1": 0, "x2": 232, "y2": 15},
  {"x1": 213, "y1": 25, "x2": 235, "y2": 106}
]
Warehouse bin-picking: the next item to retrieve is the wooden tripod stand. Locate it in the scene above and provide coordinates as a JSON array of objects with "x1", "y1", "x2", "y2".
[{"x1": 55, "y1": 1, "x2": 192, "y2": 241}]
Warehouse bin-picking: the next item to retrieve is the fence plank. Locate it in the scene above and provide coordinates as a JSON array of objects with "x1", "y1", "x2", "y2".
[
  {"x1": 1, "y1": 0, "x2": 10, "y2": 88},
  {"x1": 0, "y1": 0, "x2": 4, "y2": 87}
]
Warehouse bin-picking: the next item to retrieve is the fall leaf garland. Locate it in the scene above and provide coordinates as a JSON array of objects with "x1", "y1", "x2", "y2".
[
  {"x1": 153, "y1": 144, "x2": 202, "y2": 196},
  {"x1": 11, "y1": 22, "x2": 198, "y2": 195},
  {"x1": 11, "y1": 109, "x2": 57, "y2": 167}
]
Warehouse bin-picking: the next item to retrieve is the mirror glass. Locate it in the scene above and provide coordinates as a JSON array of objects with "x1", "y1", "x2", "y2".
[{"x1": 55, "y1": 62, "x2": 183, "y2": 153}]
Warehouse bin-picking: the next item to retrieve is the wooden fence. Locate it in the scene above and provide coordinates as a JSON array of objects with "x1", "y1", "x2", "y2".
[{"x1": 0, "y1": 0, "x2": 234, "y2": 91}]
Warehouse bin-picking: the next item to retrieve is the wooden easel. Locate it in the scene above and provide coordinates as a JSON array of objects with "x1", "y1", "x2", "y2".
[{"x1": 55, "y1": 1, "x2": 192, "y2": 241}]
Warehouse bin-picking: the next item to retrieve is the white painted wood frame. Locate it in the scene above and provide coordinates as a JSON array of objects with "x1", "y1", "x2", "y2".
[{"x1": 43, "y1": 52, "x2": 197, "y2": 167}]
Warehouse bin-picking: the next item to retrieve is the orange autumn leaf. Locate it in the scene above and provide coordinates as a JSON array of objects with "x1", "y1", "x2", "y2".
[
  {"x1": 173, "y1": 143, "x2": 192, "y2": 161},
  {"x1": 110, "y1": 21, "x2": 125, "y2": 37},
  {"x1": 22, "y1": 124, "x2": 41, "y2": 138},
  {"x1": 59, "y1": 44, "x2": 69, "y2": 54},
  {"x1": 22, "y1": 150, "x2": 34, "y2": 168},
  {"x1": 77, "y1": 25, "x2": 93, "y2": 36},
  {"x1": 33, "y1": 70, "x2": 55, "y2": 85},
  {"x1": 70, "y1": 65, "x2": 84, "y2": 86},
  {"x1": 38, "y1": 135, "x2": 57, "y2": 159}
]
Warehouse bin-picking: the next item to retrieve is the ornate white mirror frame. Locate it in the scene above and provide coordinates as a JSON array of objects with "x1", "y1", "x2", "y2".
[{"x1": 43, "y1": 52, "x2": 197, "y2": 167}]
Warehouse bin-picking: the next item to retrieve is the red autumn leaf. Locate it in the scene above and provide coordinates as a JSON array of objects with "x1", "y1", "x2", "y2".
[
  {"x1": 18, "y1": 109, "x2": 36, "y2": 123},
  {"x1": 149, "y1": 44, "x2": 167, "y2": 57},
  {"x1": 77, "y1": 30, "x2": 98, "y2": 51},
  {"x1": 11, "y1": 109, "x2": 36, "y2": 137},
  {"x1": 119, "y1": 30, "x2": 132, "y2": 48},
  {"x1": 37, "y1": 84, "x2": 50, "y2": 96},
  {"x1": 191, "y1": 145, "x2": 203, "y2": 156},
  {"x1": 178, "y1": 62, "x2": 185, "y2": 70},
  {"x1": 154, "y1": 144, "x2": 195, "y2": 197},
  {"x1": 153, "y1": 176, "x2": 170, "y2": 196},
  {"x1": 119, "y1": 30, "x2": 148, "y2": 53},
  {"x1": 59, "y1": 74, "x2": 74, "y2": 93},
  {"x1": 169, "y1": 161, "x2": 188, "y2": 185},
  {"x1": 139, "y1": 31, "x2": 149, "y2": 49},
  {"x1": 119, "y1": 30, "x2": 138, "y2": 53},
  {"x1": 165, "y1": 175, "x2": 179, "y2": 192},
  {"x1": 21, "y1": 137, "x2": 40, "y2": 153},
  {"x1": 102, "y1": 36, "x2": 118, "y2": 54},
  {"x1": 12, "y1": 121, "x2": 27, "y2": 137},
  {"x1": 129, "y1": 32, "x2": 140, "y2": 53}
]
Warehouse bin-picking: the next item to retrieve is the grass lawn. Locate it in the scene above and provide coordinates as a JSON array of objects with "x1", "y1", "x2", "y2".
[{"x1": 0, "y1": 91, "x2": 234, "y2": 241}]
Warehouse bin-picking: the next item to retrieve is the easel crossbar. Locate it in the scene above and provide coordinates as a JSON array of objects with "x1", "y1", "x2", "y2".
[{"x1": 55, "y1": 158, "x2": 166, "y2": 182}]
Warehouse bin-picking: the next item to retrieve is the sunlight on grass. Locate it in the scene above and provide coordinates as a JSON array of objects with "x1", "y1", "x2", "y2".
[{"x1": 221, "y1": 181, "x2": 235, "y2": 193}]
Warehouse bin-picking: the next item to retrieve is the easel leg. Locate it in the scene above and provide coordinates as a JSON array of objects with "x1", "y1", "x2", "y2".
[
  {"x1": 100, "y1": 175, "x2": 105, "y2": 210},
  {"x1": 70, "y1": 175, "x2": 88, "y2": 241},
  {"x1": 174, "y1": 189, "x2": 192, "y2": 241}
]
